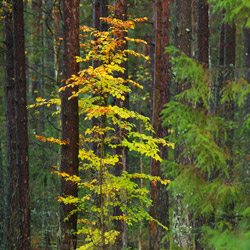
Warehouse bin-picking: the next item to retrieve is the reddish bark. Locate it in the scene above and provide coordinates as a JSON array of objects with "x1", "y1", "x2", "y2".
[
  {"x1": 149, "y1": 0, "x2": 170, "y2": 249},
  {"x1": 60, "y1": 0, "x2": 79, "y2": 249},
  {"x1": 12, "y1": 0, "x2": 30, "y2": 249}
]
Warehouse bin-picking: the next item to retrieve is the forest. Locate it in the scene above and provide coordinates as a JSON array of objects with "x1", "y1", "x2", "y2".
[{"x1": 1, "y1": 0, "x2": 250, "y2": 249}]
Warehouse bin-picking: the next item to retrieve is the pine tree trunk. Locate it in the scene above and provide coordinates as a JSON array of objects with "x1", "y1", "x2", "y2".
[
  {"x1": 224, "y1": 23, "x2": 236, "y2": 227},
  {"x1": 60, "y1": 0, "x2": 79, "y2": 249},
  {"x1": 214, "y1": 14, "x2": 225, "y2": 114},
  {"x1": 149, "y1": 0, "x2": 170, "y2": 249},
  {"x1": 114, "y1": 1, "x2": 129, "y2": 249},
  {"x1": 224, "y1": 23, "x2": 235, "y2": 158},
  {"x1": 243, "y1": 27, "x2": 250, "y2": 82},
  {"x1": 12, "y1": 0, "x2": 30, "y2": 249},
  {"x1": 173, "y1": 0, "x2": 193, "y2": 248},
  {"x1": 197, "y1": 0, "x2": 209, "y2": 65},
  {"x1": 4, "y1": 1, "x2": 18, "y2": 248},
  {"x1": 195, "y1": 1, "x2": 209, "y2": 249},
  {"x1": 242, "y1": 26, "x2": 250, "y2": 184},
  {"x1": 0, "y1": 140, "x2": 4, "y2": 249}
]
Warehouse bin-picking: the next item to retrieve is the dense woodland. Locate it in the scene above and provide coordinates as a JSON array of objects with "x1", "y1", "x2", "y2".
[{"x1": 1, "y1": 0, "x2": 250, "y2": 249}]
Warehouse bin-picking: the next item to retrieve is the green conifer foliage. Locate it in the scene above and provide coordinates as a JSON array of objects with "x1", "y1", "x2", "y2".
[{"x1": 162, "y1": 46, "x2": 250, "y2": 249}]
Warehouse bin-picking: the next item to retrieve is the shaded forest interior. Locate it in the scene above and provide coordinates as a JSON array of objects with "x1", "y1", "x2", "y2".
[{"x1": 1, "y1": 0, "x2": 250, "y2": 249}]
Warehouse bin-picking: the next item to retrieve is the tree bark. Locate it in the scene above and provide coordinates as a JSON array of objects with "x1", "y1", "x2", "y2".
[
  {"x1": 242, "y1": 26, "x2": 250, "y2": 184},
  {"x1": 114, "y1": 1, "x2": 129, "y2": 249},
  {"x1": 224, "y1": 22, "x2": 235, "y2": 156},
  {"x1": 243, "y1": 27, "x2": 250, "y2": 82},
  {"x1": 0, "y1": 140, "x2": 4, "y2": 249},
  {"x1": 149, "y1": 0, "x2": 170, "y2": 249},
  {"x1": 214, "y1": 15, "x2": 225, "y2": 114},
  {"x1": 60, "y1": 0, "x2": 79, "y2": 249},
  {"x1": 173, "y1": 0, "x2": 193, "y2": 248},
  {"x1": 4, "y1": 1, "x2": 18, "y2": 248},
  {"x1": 195, "y1": 1, "x2": 209, "y2": 249},
  {"x1": 12, "y1": 0, "x2": 30, "y2": 249},
  {"x1": 197, "y1": 0, "x2": 209, "y2": 65}
]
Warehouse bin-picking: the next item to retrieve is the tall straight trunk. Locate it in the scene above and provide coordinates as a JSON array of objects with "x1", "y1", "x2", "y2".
[
  {"x1": 224, "y1": 23, "x2": 235, "y2": 155},
  {"x1": 53, "y1": 0, "x2": 61, "y2": 85},
  {"x1": 223, "y1": 22, "x2": 236, "y2": 227},
  {"x1": 12, "y1": 0, "x2": 30, "y2": 249},
  {"x1": 243, "y1": 27, "x2": 250, "y2": 82},
  {"x1": 149, "y1": 0, "x2": 170, "y2": 249},
  {"x1": 175, "y1": 0, "x2": 192, "y2": 56},
  {"x1": 197, "y1": 0, "x2": 209, "y2": 65},
  {"x1": 0, "y1": 140, "x2": 4, "y2": 249},
  {"x1": 93, "y1": 0, "x2": 101, "y2": 31},
  {"x1": 60, "y1": 0, "x2": 79, "y2": 249},
  {"x1": 242, "y1": 26, "x2": 250, "y2": 183},
  {"x1": 174, "y1": 0, "x2": 193, "y2": 248},
  {"x1": 100, "y1": 0, "x2": 109, "y2": 31},
  {"x1": 214, "y1": 14, "x2": 225, "y2": 114},
  {"x1": 4, "y1": 1, "x2": 18, "y2": 248},
  {"x1": 44, "y1": 175, "x2": 51, "y2": 250},
  {"x1": 114, "y1": 1, "x2": 128, "y2": 249},
  {"x1": 195, "y1": 1, "x2": 209, "y2": 249}
]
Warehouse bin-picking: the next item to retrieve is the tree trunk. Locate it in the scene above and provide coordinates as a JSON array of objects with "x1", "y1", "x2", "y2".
[
  {"x1": 149, "y1": 0, "x2": 170, "y2": 249},
  {"x1": 195, "y1": 1, "x2": 209, "y2": 249},
  {"x1": 224, "y1": 23, "x2": 236, "y2": 227},
  {"x1": 214, "y1": 14, "x2": 225, "y2": 114},
  {"x1": 243, "y1": 27, "x2": 250, "y2": 82},
  {"x1": 12, "y1": 0, "x2": 30, "y2": 249},
  {"x1": 114, "y1": 1, "x2": 129, "y2": 249},
  {"x1": 60, "y1": 0, "x2": 79, "y2": 249},
  {"x1": 0, "y1": 140, "x2": 4, "y2": 249},
  {"x1": 4, "y1": 1, "x2": 18, "y2": 248},
  {"x1": 173, "y1": 0, "x2": 193, "y2": 248},
  {"x1": 224, "y1": 22, "x2": 235, "y2": 157},
  {"x1": 242, "y1": 26, "x2": 250, "y2": 184},
  {"x1": 197, "y1": 0, "x2": 209, "y2": 65}
]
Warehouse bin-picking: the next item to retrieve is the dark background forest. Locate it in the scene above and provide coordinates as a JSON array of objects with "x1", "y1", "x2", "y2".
[{"x1": 1, "y1": 0, "x2": 250, "y2": 249}]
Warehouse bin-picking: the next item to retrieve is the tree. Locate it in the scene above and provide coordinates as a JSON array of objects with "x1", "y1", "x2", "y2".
[
  {"x1": 172, "y1": 0, "x2": 193, "y2": 248},
  {"x1": 197, "y1": 0, "x2": 209, "y2": 65},
  {"x1": 214, "y1": 13, "x2": 225, "y2": 113},
  {"x1": 59, "y1": 0, "x2": 79, "y2": 249},
  {"x1": 196, "y1": 1, "x2": 209, "y2": 248},
  {"x1": 3, "y1": 0, "x2": 18, "y2": 249},
  {"x1": 149, "y1": 0, "x2": 170, "y2": 249},
  {"x1": 12, "y1": 0, "x2": 30, "y2": 249},
  {"x1": 113, "y1": 1, "x2": 129, "y2": 249}
]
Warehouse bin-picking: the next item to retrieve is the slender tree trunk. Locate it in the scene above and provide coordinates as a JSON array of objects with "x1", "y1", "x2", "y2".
[
  {"x1": 60, "y1": 0, "x2": 79, "y2": 249},
  {"x1": 242, "y1": 26, "x2": 250, "y2": 184},
  {"x1": 114, "y1": 1, "x2": 129, "y2": 249},
  {"x1": 195, "y1": 1, "x2": 209, "y2": 249},
  {"x1": 149, "y1": 0, "x2": 170, "y2": 249},
  {"x1": 0, "y1": 140, "x2": 4, "y2": 249},
  {"x1": 43, "y1": 175, "x2": 51, "y2": 250},
  {"x1": 12, "y1": 0, "x2": 30, "y2": 249},
  {"x1": 173, "y1": 0, "x2": 193, "y2": 248},
  {"x1": 197, "y1": 0, "x2": 209, "y2": 65},
  {"x1": 4, "y1": 1, "x2": 18, "y2": 248},
  {"x1": 224, "y1": 22, "x2": 235, "y2": 157},
  {"x1": 53, "y1": 0, "x2": 62, "y2": 85},
  {"x1": 214, "y1": 14, "x2": 225, "y2": 114},
  {"x1": 100, "y1": 0, "x2": 109, "y2": 31},
  {"x1": 243, "y1": 27, "x2": 250, "y2": 82},
  {"x1": 224, "y1": 23, "x2": 236, "y2": 227}
]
